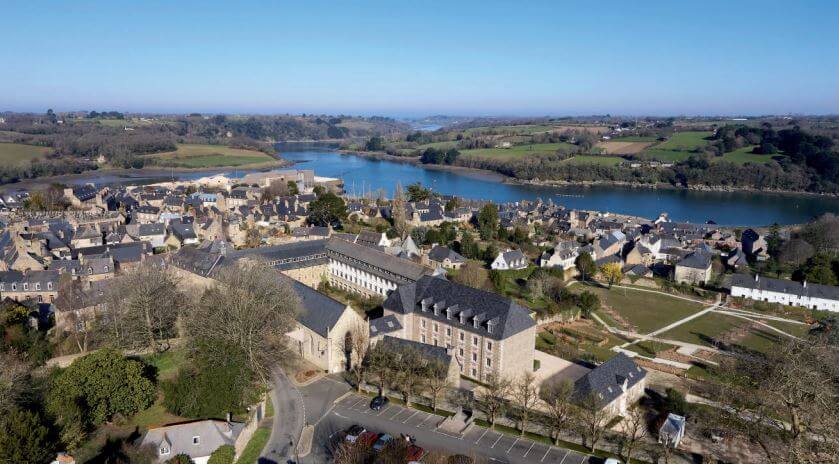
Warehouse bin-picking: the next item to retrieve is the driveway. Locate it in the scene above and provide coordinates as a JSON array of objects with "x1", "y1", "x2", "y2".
[
  {"x1": 261, "y1": 368, "x2": 306, "y2": 463},
  {"x1": 306, "y1": 392, "x2": 598, "y2": 464}
]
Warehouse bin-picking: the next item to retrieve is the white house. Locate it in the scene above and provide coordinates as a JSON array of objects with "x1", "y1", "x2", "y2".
[
  {"x1": 731, "y1": 273, "x2": 839, "y2": 312},
  {"x1": 491, "y1": 249, "x2": 528, "y2": 270}
]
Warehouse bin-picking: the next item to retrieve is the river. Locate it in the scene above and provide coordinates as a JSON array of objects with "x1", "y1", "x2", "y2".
[{"x1": 53, "y1": 144, "x2": 839, "y2": 226}]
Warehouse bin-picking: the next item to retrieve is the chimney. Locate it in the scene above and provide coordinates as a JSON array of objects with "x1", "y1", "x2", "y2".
[
  {"x1": 226, "y1": 412, "x2": 232, "y2": 423},
  {"x1": 803, "y1": 280, "x2": 807, "y2": 288},
  {"x1": 755, "y1": 274, "x2": 759, "y2": 282}
]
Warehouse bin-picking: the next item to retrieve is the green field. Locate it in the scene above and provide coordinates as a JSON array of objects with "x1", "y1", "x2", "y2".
[
  {"x1": 562, "y1": 155, "x2": 625, "y2": 165},
  {"x1": 573, "y1": 284, "x2": 705, "y2": 334},
  {"x1": 716, "y1": 146, "x2": 783, "y2": 164},
  {"x1": 416, "y1": 140, "x2": 459, "y2": 150},
  {"x1": 660, "y1": 312, "x2": 800, "y2": 353},
  {"x1": 463, "y1": 124, "x2": 557, "y2": 135},
  {"x1": 460, "y1": 142, "x2": 575, "y2": 159},
  {"x1": 655, "y1": 131, "x2": 713, "y2": 150},
  {"x1": 0, "y1": 142, "x2": 52, "y2": 166},
  {"x1": 641, "y1": 149, "x2": 695, "y2": 162},
  {"x1": 148, "y1": 143, "x2": 277, "y2": 168},
  {"x1": 613, "y1": 136, "x2": 659, "y2": 142}
]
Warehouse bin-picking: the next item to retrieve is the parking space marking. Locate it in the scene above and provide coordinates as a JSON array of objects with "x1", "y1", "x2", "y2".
[
  {"x1": 558, "y1": 449, "x2": 570, "y2": 464},
  {"x1": 491, "y1": 433, "x2": 503, "y2": 448},
  {"x1": 375, "y1": 405, "x2": 391, "y2": 416},
  {"x1": 417, "y1": 413, "x2": 434, "y2": 427},
  {"x1": 507, "y1": 437, "x2": 520, "y2": 453},
  {"x1": 523, "y1": 442, "x2": 535, "y2": 457},
  {"x1": 408, "y1": 412, "x2": 429, "y2": 426},
  {"x1": 577, "y1": 454, "x2": 587, "y2": 464},
  {"x1": 475, "y1": 427, "x2": 490, "y2": 444},
  {"x1": 540, "y1": 446, "x2": 552, "y2": 462},
  {"x1": 401, "y1": 410, "x2": 418, "y2": 423},
  {"x1": 348, "y1": 397, "x2": 364, "y2": 409},
  {"x1": 389, "y1": 408, "x2": 406, "y2": 420}
]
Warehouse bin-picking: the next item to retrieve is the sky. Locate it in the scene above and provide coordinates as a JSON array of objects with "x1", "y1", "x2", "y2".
[{"x1": 1, "y1": 0, "x2": 838, "y2": 117}]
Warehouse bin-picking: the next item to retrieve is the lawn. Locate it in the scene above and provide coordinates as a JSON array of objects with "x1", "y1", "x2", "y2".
[
  {"x1": 0, "y1": 142, "x2": 52, "y2": 165},
  {"x1": 625, "y1": 340, "x2": 677, "y2": 357},
  {"x1": 572, "y1": 283, "x2": 705, "y2": 334},
  {"x1": 716, "y1": 146, "x2": 783, "y2": 165},
  {"x1": 655, "y1": 131, "x2": 713, "y2": 151},
  {"x1": 236, "y1": 428, "x2": 271, "y2": 464},
  {"x1": 416, "y1": 141, "x2": 459, "y2": 150},
  {"x1": 660, "y1": 312, "x2": 798, "y2": 354},
  {"x1": 641, "y1": 149, "x2": 696, "y2": 162},
  {"x1": 147, "y1": 143, "x2": 278, "y2": 168},
  {"x1": 612, "y1": 136, "x2": 659, "y2": 142},
  {"x1": 143, "y1": 347, "x2": 187, "y2": 380},
  {"x1": 460, "y1": 142, "x2": 575, "y2": 159},
  {"x1": 562, "y1": 155, "x2": 625, "y2": 165}
]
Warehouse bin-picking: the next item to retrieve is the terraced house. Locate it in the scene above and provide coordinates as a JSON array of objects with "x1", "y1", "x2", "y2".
[{"x1": 381, "y1": 275, "x2": 536, "y2": 382}]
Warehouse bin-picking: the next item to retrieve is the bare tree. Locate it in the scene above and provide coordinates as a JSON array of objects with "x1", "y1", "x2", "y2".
[
  {"x1": 0, "y1": 351, "x2": 29, "y2": 414},
  {"x1": 187, "y1": 261, "x2": 301, "y2": 381},
  {"x1": 332, "y1": 438, "x2": 371, "y2": 464},
  {"x1": 391, "y1": 181, "x2": 409, "y2": 237},
  {"x1": 102, "y1": 263, "x2": 184, "y2": 353},
  {"x1": 476, "y1": 374, "x2": 511, "y2": 430},
  {"x1": 343, "y1": 320, "x2": 370, "y2": 392},
  {"x1": 574, "y1": 392, "x2": 609, "y2": 452},
  {"x1": 513, "y1": 371, "x2": 539, "y2": 435},
  {"x1": 539, "y1": 379, "x2": 574, "y2": 445},
  {"x1": 393, "y1": 347, "x2": 427, "y2": 407},
  {"x1": 452, "y1": 261, "x2": 489, "y2": 290},
  {"x1": 620, "y1": 406, "x2": 649, "y2": 464},
  {"x1": 366, "y1": 342, "x2": 393, "y2": 396},
  {"x1": 424, "y1": 358, "x2": 451, "y2": 412}
]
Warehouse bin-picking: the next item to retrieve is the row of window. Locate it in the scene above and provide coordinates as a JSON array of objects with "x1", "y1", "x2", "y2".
[
  {"x1": 0, "y1": 281, "x2": 54, "y2": 291},
  {"x1": 419, "y1": 319, "x2": 493, "y2": 350}
]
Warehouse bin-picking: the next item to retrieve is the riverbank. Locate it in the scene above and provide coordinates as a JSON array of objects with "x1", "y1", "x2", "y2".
[{"x1": 341, "y1": 149, "x2": 836, "y2": 199}]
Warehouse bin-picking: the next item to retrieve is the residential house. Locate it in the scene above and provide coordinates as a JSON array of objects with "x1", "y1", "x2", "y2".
[
  {"x1": 491, "y1": 249, "x2": 528, "y2": 270},
  {"x1": 0, "y1": 270, "x2": 59, "y2": 303},
  {"x1": 741, "y1": 228, "x2": 769, "y2": 261},
  {"x1": 730, "y1": 274, "x2": 839, "y2": 312},
  {"x1": 674, "y1": 251, "x2": 712, "y2": 285},
  {"x1": 426, "y1": 245, "x2": 466, "y2": 270},
  {"x1": 572, "y1": 353, "x2": 647, "y2": 420},
  {"x1": 136, "y1": 419, "x2": 248, "y2": 464}
]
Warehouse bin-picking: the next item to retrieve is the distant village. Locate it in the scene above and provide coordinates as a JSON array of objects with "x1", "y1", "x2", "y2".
[{"x1": 0, "y1": 168, "x2": 836, "y2": 464}]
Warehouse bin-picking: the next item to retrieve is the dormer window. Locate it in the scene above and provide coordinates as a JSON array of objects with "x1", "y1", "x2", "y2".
[
  {"x1": 104, "y1": 265, "x2": 109, "y2": 272},
  {"x1": 159, "y1": 446, "x2": 170, "y2": 455},
  {"x1": 35, "y1": 283, "x2": 41, "y2": 290},
  {"x1": 22, "y1": 283, "x2": 28, "y2": 291}
]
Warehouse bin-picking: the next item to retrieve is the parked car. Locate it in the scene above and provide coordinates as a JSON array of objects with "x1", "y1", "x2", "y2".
[
  {"x1": 357, "y1": 431, "x2": 379, "y2": 448},
  {"x1": 370, "y1": 395, "x2": 389, "y2": 411},
  {"x1": 344, "y1": 425, "x2": 366, "y2": 443},
  {"x1": 604, "y1": 459, "x2": 622, "y2": 464},
  {"x1": 406, "y1": 444, "x2": 426, "y2": 462},
  {"x1": 373, "y1": 433, "x2": 393, "y2": 451}
]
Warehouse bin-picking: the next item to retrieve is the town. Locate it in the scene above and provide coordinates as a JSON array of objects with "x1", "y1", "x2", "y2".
[{"x1": 1, "y1": 167, "x2": 836, "y2": 464}]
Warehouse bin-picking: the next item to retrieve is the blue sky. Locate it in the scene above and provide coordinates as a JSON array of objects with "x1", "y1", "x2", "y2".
[{"x1": 2, "y1": 1, "x2": 837, "y2": 116}]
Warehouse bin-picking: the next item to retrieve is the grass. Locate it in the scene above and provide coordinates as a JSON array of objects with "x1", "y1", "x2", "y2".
[
  {"x1": 573, "y1": 283, "x2": 705, "y2": 334},
  {"x1": 655, "y1": 131, "x2": 713, "y2": 150},
  {"x1": 612, "y1": 136, "x2": 659, "y2": 142},
  {"x1": 660, "y1": 312, "x2": 797, "y2": 354},
  {"x1": 147, "y1": 143, "x2": 277, "y2": 168},
  {"x1": 0, "y1": 142, "x2": 52, "y2": 166},
  {"x1": 143, "y1": 347, "x2": 187, "y2": 381},
  {"x1": 716, "y1": 146, "x2": 784, "y2": 164},
  {"x1": 625, "y1": 340, "x2": 677, "y2": 357},
  {"x1": 416, "y1": 141, "x2": 458, "y2": 150},
  {"x1": 460, "y1": 142, "x2": 575, "y2": 159},
  {"x1": 562, "y1": 155, "x2": 624, "y2": 165},
  {"x1": 640, "y1": 149, "x2": 696, "y2": 162},
  {"x1": 235, "y1": 428, "x2": 271, "y2": 464}
]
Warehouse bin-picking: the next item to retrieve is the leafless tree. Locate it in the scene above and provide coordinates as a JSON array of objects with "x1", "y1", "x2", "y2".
[
  {"x1": 102, "y1": 263, "x2": 184, "y2": 353},
  {"x1": 476, "y1": 374, "x2": 511, "y2": 430},
  {"x1": 513, "y1": 371, "x2": 539, "y2": 435},
  {"x1": 343, "y1": 320, "x2": 370, "y2": 392},
  {"x1": 391, "y1": 181, "x2": 409, "y2": 237},
  {"x1": 452, "y1": 261, "x2": 489, "y2": 290},
  {"x1": 619, "y1": 406, "x2": 649, "y2": 464},
  {"x1": 574, "y1": 392, "x2": 609, "y2": 452},
  {"x1": 539, "y1": 378, "x2": 574, "y2": 445},
  {"x1": 0, "y1": 351, "x2": 29, "y2": 414},
  {"x1": 366, "y1": 342, "x2": 393, "y2": 396},
  {"x1": 424, "y1": 358, "x2": 451, "y2": 412},
  {"x1": 778, "y1": 238, "x2": 815, "y2": 267},
  {"x1": 333, "y1": 438, "x2": 371, "y2": 464},
  {"x1": 187, "y1": 261, "x2": 301, "y2": 381},
  {"x1": 393, "y1": 347, "x2": 427, "y2": 407}
]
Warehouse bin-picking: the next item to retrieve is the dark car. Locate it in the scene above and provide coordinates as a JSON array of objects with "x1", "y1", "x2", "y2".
[
  {"x1": 344, "y1": 425, "x2": 366, "y2": 443},
  {"x1": 370, "y1": 395, "x2": 389, "y2": 411}
]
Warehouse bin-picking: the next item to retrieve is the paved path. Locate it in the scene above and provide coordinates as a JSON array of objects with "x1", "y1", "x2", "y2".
[
  {"x1": 309, "y1": 392, "x2": 597, "y2": 464},
  {"x1": 261, "y1": 368, "x2": 306, "y2": 464}
]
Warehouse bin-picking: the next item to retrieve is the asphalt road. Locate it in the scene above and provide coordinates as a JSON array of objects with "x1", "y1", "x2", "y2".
[
  {"x1": 261, "y1": 368, "x2": 306, "y2": 464},
  {"x1": 306, "y1": 390, "x2": 599, "y2": 464}
]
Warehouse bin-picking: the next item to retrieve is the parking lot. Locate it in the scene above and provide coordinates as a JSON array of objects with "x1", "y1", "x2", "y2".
[{"x1": 317, "y1": 393, "x2": 594, "y2": 464}]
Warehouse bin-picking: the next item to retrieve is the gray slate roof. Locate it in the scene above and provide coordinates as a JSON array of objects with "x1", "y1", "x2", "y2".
[
  {"x1": 428, "y1": 245, "x2": 465, "y2": 264},
  {"x1": 137, "y1": 419, "x2": 245, "y2": 461},
  {"x1": 383, "y1": 275, "x2": 535, "y2": 341},
  {"x1": 731, "y1": 273, "x2": 839, "y2": 301},
  {"x1": 227, "y1": 239, "x2": 328, "y2": 271},
  {"x1": 677, "y1": 251, "x2": 712, "y2": 270},
  {"x1": 291, "y1": 278, "x2": 348, "y2": 337},
  {"x1": 573, "y1": 353, "x2": 646, "y2": 407},
  {"x1": 326, "y1": 237, "x2": 430, "y2": 282},
  {"x1": 369, "y1": 315, "x2": 402, "y2": 337},
  {"x1": 380, "y1": 335, "x2": 452, "y2": 366}
]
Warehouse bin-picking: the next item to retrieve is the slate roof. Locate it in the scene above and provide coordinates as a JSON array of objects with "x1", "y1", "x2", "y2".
[
  {"x1": 227, "y1": 239, "x2": 328, "y2": 271},
  {"x1": 731, "y1": 273, "x2": 839, "y2": 301},
  {"x1": 369, "y1": 315, "x2": 403, "y2": 337},
  {"x1": 383, "y1": 275, "x2": 536, "y2": 341},
  {"x1": 573, "y1": 353, "x2": 646, "y2": 406},
  {"x1": 291, "y1": 278, "x2": 347, "y2": 337},
  {"x1": 380, "y1": 335, "x2": 452, "y2": 366},
  {"x1": 0, "y1": 270, "x2": 59, "y2": 290},
  {"x1": 428, "y1": 245, "x2": 465, "y2": 264},
  {"x1": 326, "y1": 237, "x2": 430, "y2": 282},
  {"x1": 137, "y1": 419, "x2": 245, "y2": 461},
  {"x1": 169, "y1": 246, "x2": 225, "y2": 277},
  {"x1": 677, "y1": 251, "x2": 712, "y2": 270},
  {"x1": 138, "y1": 223, "x2": 165, "y2": 236}
]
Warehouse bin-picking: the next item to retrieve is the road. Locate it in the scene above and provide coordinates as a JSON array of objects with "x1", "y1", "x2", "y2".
[
  {"x1": 305, "y1": 390, "x2": 602, "y2": 464},
  {"x1": 262, "y1": 368, "x2": 306, "y2": 464}
]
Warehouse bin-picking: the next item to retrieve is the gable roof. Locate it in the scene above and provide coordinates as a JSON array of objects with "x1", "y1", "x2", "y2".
[
  {"x1": 573, "y1": 353, "x2": 646, "y2": 406},
  {"x1": 326, "y1": 237, "x2": 430, "y2": 282},
  {"x1": 291, "y1": 278, "x2": 348, "y2": 337},
  {"x1": 137, "y1": 419, "x2": 245, "y2": 460}
]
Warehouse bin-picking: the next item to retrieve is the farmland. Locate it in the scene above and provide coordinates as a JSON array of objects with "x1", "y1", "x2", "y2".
[
  {"x1": 146, "y1": 144, "x2": 279, "y2": 168},
  {"x1": 460, "y1": 142, "x2": 575, "y2": 159},
  {"x1": 596, "y1": 140, "x2": 656, "y2": 155},
  {"x1": 561, "y1": 155, "x2": 625, "y2": 165},
  {"x1": 0, "y1": 142, "x2": 53, "y2": 166}
]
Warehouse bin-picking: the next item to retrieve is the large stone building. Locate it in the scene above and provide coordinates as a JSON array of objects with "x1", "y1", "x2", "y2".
[
  {"x1": 381, "y1": 275, "x2": 536, "y2": 382},
  {"x1": 731, "y1": 273, "x2": 839, "y2": 312},
  {"x1": 0, "y1": 269, "x2": 59, "y2": 303},
  {"x1": 325, "y1": 237, "x2": 431, "y2": 298}
]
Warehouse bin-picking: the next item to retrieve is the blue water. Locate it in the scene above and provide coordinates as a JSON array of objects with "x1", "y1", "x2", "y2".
[{"x1": 275, "y1": 147, "x2": 838, "y2": 226}]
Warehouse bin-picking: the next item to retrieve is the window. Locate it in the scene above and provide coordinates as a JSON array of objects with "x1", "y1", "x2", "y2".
[
  {"x1": 35, "y1": 283, "x2": 41, "y2": 290},
  {"x1": 458, "y1": 347, "x2": 464, "y2": 357},
  {"x1": 471, "y1": 368, "x2": 477, "y2": 377},
  {"x1": 421, "y1": 319, "x2": 426, "y2": 328},
  {"x1": 433, "y1": 323, "x2": 438, "y2": 333},
  {"x1": 459, "y1": 332, "x2": 464, "y2": 342},
  {"x1": 47, "y1": 282, "x2": 53, "y2": 290},
  {"x1": 472, "y1": 352, "x2": 477, "y2": 362},
  {"x1": 446, "y1": 327, "x2": 451, "y2": 337},
  {"x1": 433, "y1": 338, "x2": 438, "y2": 346},
  {"x1": 192, "y1": 436, "x2": 200, "y2": 445},
  {"x1": 421, "y1": 334, "x2": 426, "y2": 343},
  {"x1": 486, "y1": 358, "x2": 492, "y2": 367},
  {"x1": 472, "y1": 336, "x2": 478, "y2": 347},
  {"x1": 486, "y1": 341, "x2": 493, "y2": 351},
  {"x1": 159, "y1": 446, "x2": 170, "y2": 455},
  {"x1": 23, "y1": 283, "x2": 28, "y2": 291}
]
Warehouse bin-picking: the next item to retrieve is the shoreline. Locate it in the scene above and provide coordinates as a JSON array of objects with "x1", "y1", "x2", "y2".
[{"x1": 339, "y1": 149, "x2": 837, "y2": 199}]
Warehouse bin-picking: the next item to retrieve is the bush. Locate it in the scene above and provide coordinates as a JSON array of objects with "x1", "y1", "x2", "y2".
[
  {"x1": 163, "y1": 341, "x2": 256, "y2": 418},
  {"x1": 0, "y1": 408, "x2": 56, "y2": 464},
  {"x1": 166, "y1": 454, "x2": 194, "y2": 464},
  {"x1": 47, "y1": 349, "x2": 156, "y2": 429},
  {"x1": 208, "y1": 445, "x2": 235, "y2": 464}
]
